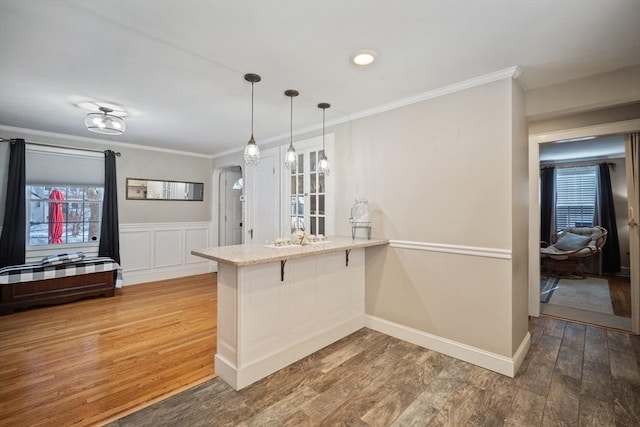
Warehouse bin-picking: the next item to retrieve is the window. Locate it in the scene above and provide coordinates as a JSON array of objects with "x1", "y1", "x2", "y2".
[
  {"x1": 555, "y1": 166, "x2": 597, "y2": 231},
  {"x1": 25, "y1": 145, "x2": 105, "y2": 249},
  {"x1": 27, "y1": 185, "x2": 103, "y2": 246}
]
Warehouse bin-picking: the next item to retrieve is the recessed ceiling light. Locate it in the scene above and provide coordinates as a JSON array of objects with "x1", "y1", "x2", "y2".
[{"x1": 351, "y1": 50, "x2": 377, "y2": 66}]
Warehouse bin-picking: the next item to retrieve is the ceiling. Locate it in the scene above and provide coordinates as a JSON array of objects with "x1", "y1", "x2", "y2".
[{"x1": 1, "y1": 0, "x2": 639, "y2": 156}]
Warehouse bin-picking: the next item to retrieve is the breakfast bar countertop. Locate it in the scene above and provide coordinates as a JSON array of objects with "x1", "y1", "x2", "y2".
[{"x1": 191, "y1": 236, "x2": 388, "y2": 267}]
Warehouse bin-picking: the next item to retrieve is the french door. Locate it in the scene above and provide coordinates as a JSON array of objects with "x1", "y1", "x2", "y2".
[{"x1": 283, "y1": 135, "x2": 334, "y2": 237}]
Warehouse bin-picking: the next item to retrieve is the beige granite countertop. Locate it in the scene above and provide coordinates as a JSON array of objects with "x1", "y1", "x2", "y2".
[{"x1": 191, "y1": 236, "x2": 389, "y2": 266}]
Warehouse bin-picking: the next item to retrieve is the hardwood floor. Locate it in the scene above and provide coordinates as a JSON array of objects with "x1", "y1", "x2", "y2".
[
  {"x1": 110, "y1": 316, "x2": 640, "y2": 426},
  {"x1": 0, "y1": 273, "x2": 217, "y2": 427}
]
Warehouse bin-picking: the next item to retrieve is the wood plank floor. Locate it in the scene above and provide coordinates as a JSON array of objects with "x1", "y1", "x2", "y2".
[
  {"x1": 0, "y1": 273, "x2": 217, "y2": 427},
  {"x1": 110, "y1": 316, "x2": 640, "y2": 426}
]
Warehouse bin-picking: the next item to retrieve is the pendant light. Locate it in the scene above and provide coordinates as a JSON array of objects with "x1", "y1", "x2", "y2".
[
  {"x1": 284, "y1": 89, "x2": 299, "y2": 171},
  {"x1": 243, "y1": 73, "x2": 261, "y2": 165},
  {"x1": 84, "y1": 107, "x2": 126, "y2": 135},
  {"x1": 317, "y1": 102, "x2": 330, "y2": 175}
]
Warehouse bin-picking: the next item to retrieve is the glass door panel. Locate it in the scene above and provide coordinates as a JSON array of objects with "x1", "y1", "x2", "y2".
[{"x1": 289, "y1": 148, "x2": 326, "y2": 236}]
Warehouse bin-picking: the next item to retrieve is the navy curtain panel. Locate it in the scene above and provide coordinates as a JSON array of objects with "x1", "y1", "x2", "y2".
[
  {"x1": 98, "y1": 150, "x2": 121, "y2": 264},
  {"x1": 540, "y1": 167, "x2": 555, "y2": 242},
  {"x1": 0, "y1": 139, "x2": 26, "y2": 267},
  {"x1": 598, "y1": 163, "x2": 620, "y2": 274}
]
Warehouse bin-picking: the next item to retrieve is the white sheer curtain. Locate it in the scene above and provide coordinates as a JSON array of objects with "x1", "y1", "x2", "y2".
[{"x1": 625, "y1": 132, "x2": 639, "y2": 333}]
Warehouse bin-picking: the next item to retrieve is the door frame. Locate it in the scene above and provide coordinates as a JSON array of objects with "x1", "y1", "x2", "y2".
[
  {"x1": 528, "y1": 118, "x2": 640, "y2": 334},
  {"x1": 218, "y1": 166, "x2": 243, "y2": 246}
]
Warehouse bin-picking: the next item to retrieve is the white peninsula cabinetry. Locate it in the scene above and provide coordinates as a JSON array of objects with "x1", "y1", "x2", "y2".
[{"x1": 192, "y1": 237, "x2": 388, "y2": 390}]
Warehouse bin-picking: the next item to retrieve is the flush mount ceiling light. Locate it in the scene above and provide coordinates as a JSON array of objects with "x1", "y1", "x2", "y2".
[
  {"x1": 244, "y1": 73, "x2": 261, "y2": 166},
  {"x1": 351, "y1": 49, "x2": 377, "y2": 66},
  {"x1": 284, "y1": 89, "x2": 299, "y2": 171},
  {"x1": 84, "y1": 106, "x2": 126, "y2": 135},
  {"x1": 317, "y1": 102, "x2": 331, "y2": 176}
]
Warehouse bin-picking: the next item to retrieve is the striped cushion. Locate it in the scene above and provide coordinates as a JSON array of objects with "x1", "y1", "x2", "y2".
[{"x1": 41, "y1": 252, "x2": 86, "y2": 266}]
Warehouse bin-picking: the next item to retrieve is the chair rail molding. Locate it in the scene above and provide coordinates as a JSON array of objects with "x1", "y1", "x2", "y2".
[
  {"x1": 389, "y1": 239, "x2": 512, "y2": 260},
  {"x1": 119, "y1": 221, "x2": 215, "y2": 285}
]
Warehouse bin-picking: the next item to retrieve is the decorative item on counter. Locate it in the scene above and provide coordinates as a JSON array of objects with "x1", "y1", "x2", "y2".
[
  {"x1": 274, "y1": 237, "x2": 291, "y2": 247},
  {"x1": 304, "y1": 234, "x2": 317, "y2": 244},
  {"x1": 316, "y1": 234, "x2": 325, "y2": 242},
  {"x1": 291, "y1": 229, "x2": 305, "y2": 245},
  {"x1": 350, "y1": 197, "x2": 370, "y2": 222},
  {"x1": 349, "y1": 197, "x2": 372, "y2": 240}
]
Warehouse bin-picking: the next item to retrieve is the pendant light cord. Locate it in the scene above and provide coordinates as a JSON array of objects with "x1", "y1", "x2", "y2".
[
  {"x1": 322, "y1": 108, "x2": 326, "y2": 152},
  {"x1": 250, "y1": 82, "x2": 254, "y2": 138},
  {"x1": 290, "y1": 95, "x2": 293, "y2": 145}
]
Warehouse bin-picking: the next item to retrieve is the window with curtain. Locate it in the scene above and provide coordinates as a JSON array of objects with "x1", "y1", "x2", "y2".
[
  {"x1": 25, "y1": 145, "x2": 105, "y2": 249},
  {"x1": 554, "y1": 165, "x2": 597, "y2": 231}
]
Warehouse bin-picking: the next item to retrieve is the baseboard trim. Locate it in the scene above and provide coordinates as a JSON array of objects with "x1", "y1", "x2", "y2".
[
  {"x1": 389, "y1": 240, "x2": 512, "y2": 260},
  {"x1": 365, "y1": 315, "x2": 530, "y2": 378},
  {"x1": 123, "y1": 264, "x2": 213, "y2": 285}
]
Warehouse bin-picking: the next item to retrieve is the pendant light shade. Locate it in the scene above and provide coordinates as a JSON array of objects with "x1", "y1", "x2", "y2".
[
  {"x1": 317, "y1": 103, "x2": 330, "y2": 176},
  {"x1": 85, "y1": 107, "x2": 126, "y2": 135},
  {"x1": 244, "y1": 73, "x2": 261, "y2": 165},
  {"x1": 284, "y1": 89, "x2": 299, "y2": 171}
]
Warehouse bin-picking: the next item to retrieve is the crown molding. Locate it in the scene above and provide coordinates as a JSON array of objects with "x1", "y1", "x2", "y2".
[
  {"x1": 347, "y1": 66, "x2": 522, "y2": 122},
  {"x1": 0, "y1": 125, "x2": 214, "y2": 159},
  {"x1": 212, "y1": 66, "x2": 522, "y2": 160}
]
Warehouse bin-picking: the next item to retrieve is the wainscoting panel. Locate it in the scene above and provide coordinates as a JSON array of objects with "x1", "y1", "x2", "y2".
[
  {"x1": 153, "y1": 229, "x2": 183, "y2": 268},
  {"x1": 120, "y1": 222, "x2": 213, "y2": 285},
  {"x1": 185, "y1": 227, "x2": 210, "y2": 265},
  {"x1": 119, "y1": 230, "x2": 152, "y2": 272}
]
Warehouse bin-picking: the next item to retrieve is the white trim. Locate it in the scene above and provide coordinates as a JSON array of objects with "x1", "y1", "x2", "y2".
[
  {"x1": 529, "y1": 119, "x2": 640, "y2": 144},
  {"x1": 120, "y1": 221, "x2": 212, "y2": 231},
  {"x1": 0, "y1": 125, "x2": 213, "y2": 159},
  {"x1": 349, "y1": 67, "x2": 521, "y2": 122},
  {"x1": 123, "y1": 263, "x2": 213, "y2": 285},
  {"x1": 365, "y1": 315, "x2": 530, "y2": 378},
  {"x1": 25, "y1": 143, "x2": 104, "y2": 158},
  {"x1": 389, "y1": 239, "x2": 512, "y2": 260},
  {"x1": 212, "y1": 66, "x2": 521, "y2": 159}
]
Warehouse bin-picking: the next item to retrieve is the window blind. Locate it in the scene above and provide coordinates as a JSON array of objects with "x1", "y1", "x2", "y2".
[
  {"x1": 25, "y1": 145, "x2": 104, "y2": 186},
  {"x1": 555, "y1": 166, "x2": 597, "y2": 231}
]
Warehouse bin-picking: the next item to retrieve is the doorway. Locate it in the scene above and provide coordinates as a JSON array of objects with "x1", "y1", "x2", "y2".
[
  {"x1": 538, "y1": 136, "x2": 632, "y2": 330},
  {"x1": 218, "y1": 166, "x2": 243, "y2": 246},
  {"x1": 529, "y1": 120, "x2": 640, "y2": 334}
]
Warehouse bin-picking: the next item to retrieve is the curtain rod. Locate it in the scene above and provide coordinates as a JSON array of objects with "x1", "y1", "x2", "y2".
[
  {"x1": 540, "y1": 161, "x2": 615, "y2": 170},
  {"x1": 0, "y1": 137, "x2": 121, "y2": 156}
]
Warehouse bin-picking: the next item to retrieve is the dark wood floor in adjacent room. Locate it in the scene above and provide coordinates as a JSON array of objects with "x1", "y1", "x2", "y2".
[{"x1": 0, "y1": 273, "x2": 217, "y2": 427}]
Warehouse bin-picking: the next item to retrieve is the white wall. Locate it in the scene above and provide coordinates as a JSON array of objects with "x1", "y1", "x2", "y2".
[{"x1": 526, "y1": 65, "x2": 640, "y2": 120}]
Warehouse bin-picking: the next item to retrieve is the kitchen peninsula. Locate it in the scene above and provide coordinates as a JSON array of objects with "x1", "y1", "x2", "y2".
[{"x1": 192, "y1": 236, "x2": 388, "y2": 390}]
